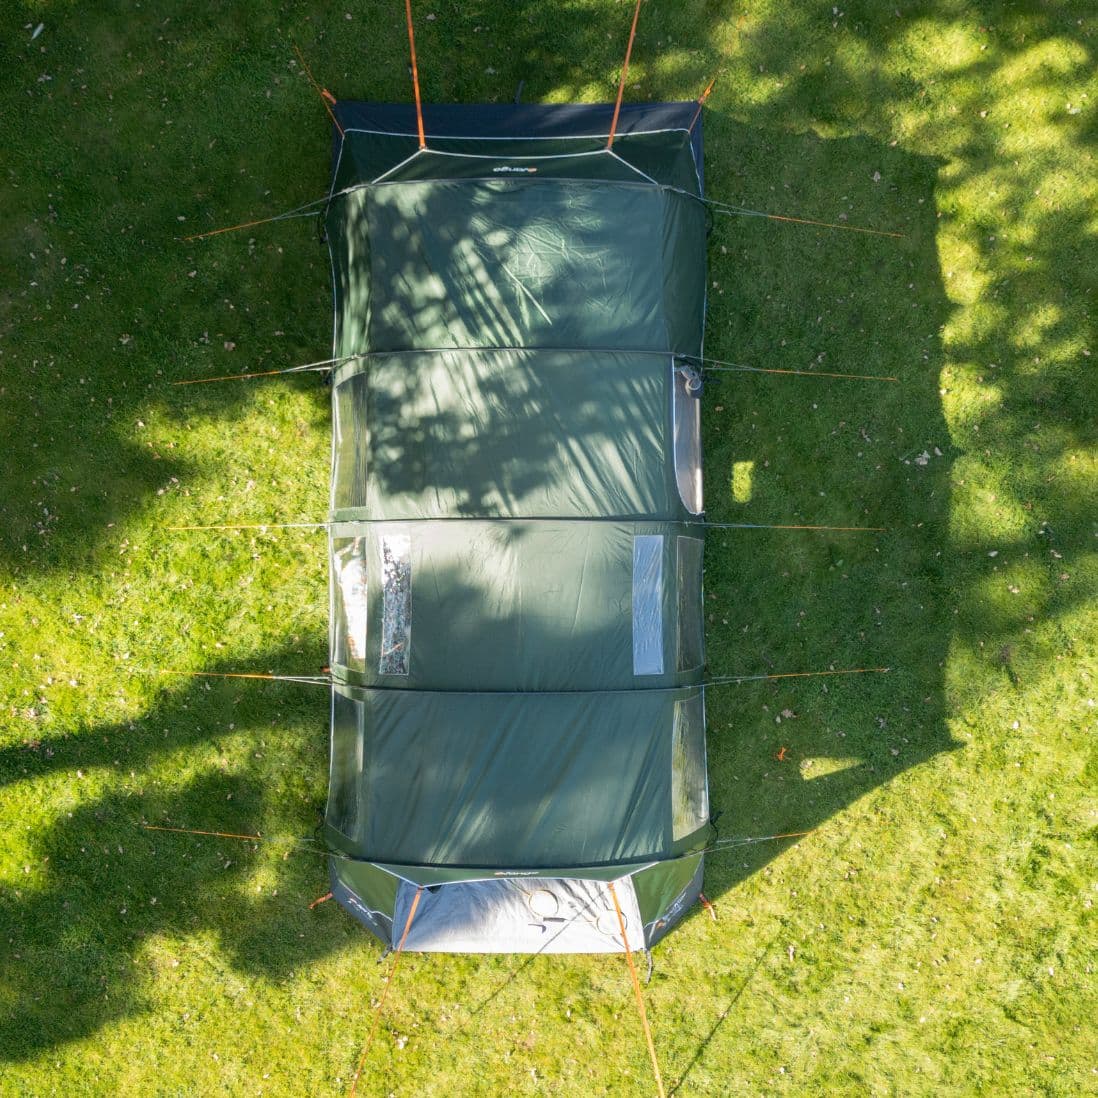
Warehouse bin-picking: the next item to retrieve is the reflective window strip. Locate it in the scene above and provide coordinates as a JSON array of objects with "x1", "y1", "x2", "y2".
[
  {"x1": 379, "y1": 534, "x2": 412, "y2": 675},
  {"x1": 632, "y1": 535, "x2": 664, "y2": 676}
]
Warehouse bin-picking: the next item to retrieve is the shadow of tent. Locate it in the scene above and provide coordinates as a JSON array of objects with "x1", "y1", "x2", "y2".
[{"x1": 679, "y1": 119, "x2": 959, "y2": 909}]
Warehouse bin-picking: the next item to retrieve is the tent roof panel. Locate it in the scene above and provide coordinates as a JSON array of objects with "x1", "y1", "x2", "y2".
[
  {"x1": 330, "y1": 349, "x2": 683, "y2": 521},
  {"x1": 327, "y1": 684, "x2": 703, "y2": 869},
  {"x1": 329, "y1": 519, "x2": 703, "y2": 691},
  {"x1": 328, "y1": 178, "x2": 705, "y2": 356}
]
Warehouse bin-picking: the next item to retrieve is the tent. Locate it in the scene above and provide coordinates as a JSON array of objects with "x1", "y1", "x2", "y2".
[{"x1": 323, "y1": 99, "x2": 710, "y2": 952}]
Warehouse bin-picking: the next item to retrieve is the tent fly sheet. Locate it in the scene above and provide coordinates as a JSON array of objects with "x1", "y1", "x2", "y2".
[{"x1": 324, "y1": 101, "x2": 709, "y2": 952}]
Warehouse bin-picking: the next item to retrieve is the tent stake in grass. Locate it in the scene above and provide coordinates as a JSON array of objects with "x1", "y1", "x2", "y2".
[
  {"x1": 348, "y1": 886, "x2": 424, "y2": 1096},
  {"x1": 608, "y1": 880, "x2": 666, "y2": 1098}
]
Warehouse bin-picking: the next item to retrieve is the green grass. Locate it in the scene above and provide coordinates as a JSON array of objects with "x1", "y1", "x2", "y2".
[{"x1": 1, "y1": 1, "x2": 1095, "y2": 1094}]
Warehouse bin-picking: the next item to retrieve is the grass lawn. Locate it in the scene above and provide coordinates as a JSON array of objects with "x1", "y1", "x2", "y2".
[{"x1": 1, "y1": 1, "x2": 1095, "y2": 1094}]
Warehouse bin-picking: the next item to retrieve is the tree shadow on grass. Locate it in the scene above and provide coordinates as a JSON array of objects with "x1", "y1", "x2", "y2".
[
  {"x1": 0, "y1": 644, "x2": 360, "y2": 1064},
  {"x1": 4, "y1": 0, "x2": 1093, "y2": 1073}
]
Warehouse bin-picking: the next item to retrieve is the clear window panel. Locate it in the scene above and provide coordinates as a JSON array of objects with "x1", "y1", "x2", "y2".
[
  {"x1": 332, "y1": 374, "x2": 369, "y2": 511},
  {"x1": 676, "y1": 536, "x2": 705, "y2": 672},
  {"x1": 327, "y1": 690, "x2": 365, "y2": 840},
  {"x1": 379, "y1": 534, "x2": 412, "y2": 675},
  {"x1": 672, "y1": 366, "x2": 703, "y2": 514},
  {"x1": 332, "y1": 537, "x2": 368, "y2": 673},
  {"x1": 671, "y1": 692, "x2": 708, "y2": 841},
  {"x1": 632, "y1": 535, "x2": 665, "y2": 676}
]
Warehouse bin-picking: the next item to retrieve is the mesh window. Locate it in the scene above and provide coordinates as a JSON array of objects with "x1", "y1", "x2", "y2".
[
  {"x1": 327, "y1": 690, "x2": 366, "y2": 840},
  {"x1": 632, "y1": 535, "x2": 664, "y2": 676},
  {"x1": 332, "y1": 537, "x2": 368, "y2": 672},
  {"x1": 671, "y1": 692, "x2": 708, "y2": 841},
  {"x1": 676, "y1": 536, "x2": 705, "y2": 672},
  {"x1": 672, "y1": 367, "x2": 703, "y2": 514},
  {"x1": 332, "y1": 374, "x2": 369, "y2": 511},
  {"x1": 379, "y1": 534, "x2": 411, "y2": 675}
]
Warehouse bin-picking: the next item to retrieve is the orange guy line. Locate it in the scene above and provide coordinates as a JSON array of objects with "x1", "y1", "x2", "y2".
[
  {"x1": 405, "y1": 0, "x2": 426, "y2": 149},
  {"x1": 688, "y1": 73, "x2": 718, "y2": 133},
  {"x1": 607, "y1": 0, "x2": 643, "y2": 149},
  {"x1": 135, "y1": 668, "x2": 325, "y2": 682},
  {"x1": 293, "y1": 42, "x2": 344, "y2": 137},
  {"x1": 181, "y1": 212, "x2": 304, "y2": 243},
  {"x1": 349, "y1": 886, "x2": 424, "y2": 1095},
  {"x1": 608, "y1": 881, "x2": 665, "y2": 1098},
  {"x1": 765, "y1": 211, "x2": 904, "y2": 239},
  {"x1": 142, "y1": 824, "x2": 262, "y2": 841}
]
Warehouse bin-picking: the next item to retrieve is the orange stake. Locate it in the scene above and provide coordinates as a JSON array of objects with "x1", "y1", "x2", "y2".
[
  {"x1": 405, "y1": 0, "x2": 426, "y2": 149},
  {"x1": 348, "y1": 886, "x2": 424, "y2": 1096},
  {"x1": 608, "y1": 881, "x2": 665, "y2": 1098},
  {"x1": 309, "y1": 891, "x2": 334, "y2": 910},
  {"x1": 292, "y1": 42, "x2": 344, "y2": 137},
  {"x1": 607, "y1": 0, "x2": 643, "y2": 150}
]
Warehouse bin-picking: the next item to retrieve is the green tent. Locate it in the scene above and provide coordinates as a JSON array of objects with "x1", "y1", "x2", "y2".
[{"x1": 323, "y1": 101, "x2": 710, "y2": 952}]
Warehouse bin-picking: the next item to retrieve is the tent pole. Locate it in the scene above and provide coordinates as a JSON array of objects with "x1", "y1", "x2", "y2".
[
  {"x1": 348, "y1": 885, "x2": 424, "y2": 1096},
  {"x1": 608, "y1": 881, "x2": 666, "y2": 1098},
  {"x1": 404, "y1": 0, "x2": 427, "y2": 149},
  {"x1": 607, "y1": 0, "x2": 643, "y2": 150}
]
